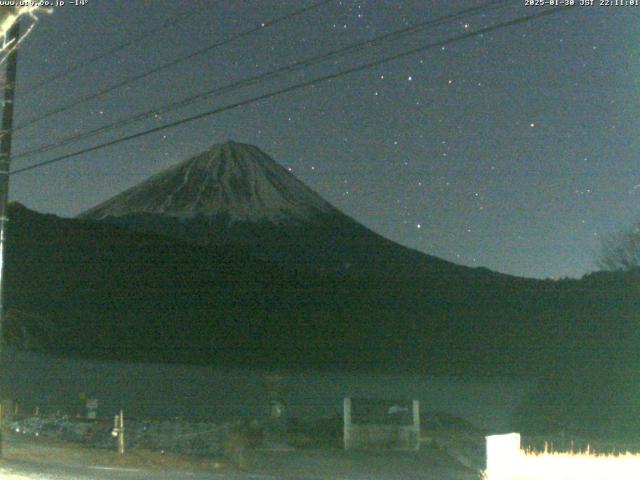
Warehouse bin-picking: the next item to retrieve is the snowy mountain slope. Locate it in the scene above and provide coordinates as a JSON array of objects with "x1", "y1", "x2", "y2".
[{"x1": 80, "y1": 141, "x2": 335, "y2": 223}]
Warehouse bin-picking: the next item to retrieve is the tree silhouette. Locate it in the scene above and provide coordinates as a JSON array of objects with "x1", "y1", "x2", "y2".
[{"x1": 598, "y1": 221, "x2": 640, "y2": 271}]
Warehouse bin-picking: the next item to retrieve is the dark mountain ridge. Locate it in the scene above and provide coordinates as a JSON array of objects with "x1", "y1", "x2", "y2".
[
  {"x1": 7, "y1": 201, "x2": 546, "y2": 372},
  {"x1": 7, "y1": 201, "x2": 637, "y2": 377}
]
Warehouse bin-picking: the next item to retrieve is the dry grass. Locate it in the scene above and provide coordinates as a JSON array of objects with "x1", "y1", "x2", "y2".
[{"x1": 482, "y1": 448, "x2": 640, "y2": 480}]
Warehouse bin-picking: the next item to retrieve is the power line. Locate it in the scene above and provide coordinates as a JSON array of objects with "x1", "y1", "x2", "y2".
[
  {"x1": 10, "y1": 6, "x2": 575, "y2": 177},
  {"x1": 13, "y1": 0, "x2": 509, "y2": 161},
  {"x1": 22, "y1": 3, "x2": 214, "y2": 93},
  {"x1": 14, "y1": 0, "x2": 334, "y2": 132},
  {"x1": 14, "y1": 0, "x2": 507, "y2": 160}
]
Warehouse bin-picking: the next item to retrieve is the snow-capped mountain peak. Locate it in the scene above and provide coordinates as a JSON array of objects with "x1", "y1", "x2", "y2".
[{"x1": 80, "y1": 141, "x2": 335, "y2": 222}]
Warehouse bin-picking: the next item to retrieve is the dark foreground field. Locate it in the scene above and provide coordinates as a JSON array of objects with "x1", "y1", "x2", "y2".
[{"x1": 1, "y1": 428, "x2": 482, "y2": 480}]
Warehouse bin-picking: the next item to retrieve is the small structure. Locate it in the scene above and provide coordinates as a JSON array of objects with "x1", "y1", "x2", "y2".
[
  {"x1": 485, "y1": 432, "x2": 522, "y2": 478},
  {"x1": 86, "y1": 398, "x2": 98, "y2": 419},
  {"x1": 343, "y1": 397, "x2": 420, "y2": 450}
]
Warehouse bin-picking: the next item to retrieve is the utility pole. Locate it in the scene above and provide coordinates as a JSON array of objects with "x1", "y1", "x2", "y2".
[
  {"x1": 0, "y1": 19, "x2": 20, "y2": 457},
  {"x1": 0, "y1": 18, "x2": 20, "y2": 353}
]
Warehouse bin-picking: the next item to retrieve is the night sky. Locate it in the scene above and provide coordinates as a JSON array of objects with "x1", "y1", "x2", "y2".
[{"x1": 6, "y1": 0, "x2": 639, "y2": 279}]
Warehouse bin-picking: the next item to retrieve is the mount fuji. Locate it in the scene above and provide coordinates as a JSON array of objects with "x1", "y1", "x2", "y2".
[
  {"x1": 79, "y1": 141, "x2": 468, "y2": 275},
  {"x1": 81, "y1": 141, "x2": 336, "y2": 223}
]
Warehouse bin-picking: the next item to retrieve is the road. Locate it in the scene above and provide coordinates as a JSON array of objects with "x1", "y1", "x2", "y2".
[
  {"x1": 0, "y1": 460, "x2": 289, "y2": 480},
  {"x1": 0, "y1": 457, "x2": 479, "y2": 480},
  {"x1": 0, "y1": 435, "x2": 480, "y2": 480},
  {"x1": 2, "y1": 461, "x2": 481, "y2": 480}
]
